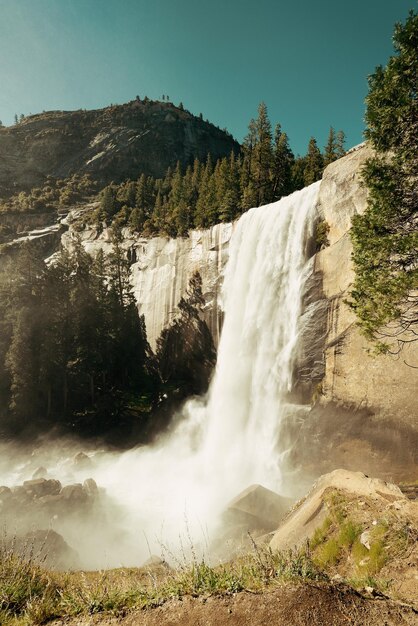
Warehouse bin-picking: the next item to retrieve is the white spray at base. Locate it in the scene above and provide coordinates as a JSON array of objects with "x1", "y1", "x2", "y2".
[
  {"x1": 0, "y1": 182, "x2": 320, "y2": 568},
  {"x1": 90, "y1": 181, "x2": 321, "y2": 564}
]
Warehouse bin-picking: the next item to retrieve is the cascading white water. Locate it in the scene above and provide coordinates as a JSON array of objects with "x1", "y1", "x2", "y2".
[
  {"x1": 86, "y1": 181, "x2": 321, "y2": 563},
  {"x1": 0, "y1": 182, "x2": 320, "y2": 567}
]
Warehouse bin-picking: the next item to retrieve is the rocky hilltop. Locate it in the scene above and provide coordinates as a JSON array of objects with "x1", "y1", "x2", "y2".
[{"x1": 0, "y1": 100, "x2": 239, "y2": 197}]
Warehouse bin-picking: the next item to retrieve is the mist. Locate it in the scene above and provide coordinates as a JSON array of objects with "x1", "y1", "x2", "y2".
[{"x1": 0, "y1": 183, "x2": 319, "y2": 570}]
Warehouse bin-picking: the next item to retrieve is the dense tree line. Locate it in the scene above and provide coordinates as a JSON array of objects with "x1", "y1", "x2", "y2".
[
  {"x1": 0, "y1": 237, "x2": 157, "y2": 437},
  {"x1": 89, "y1": 104, "x2": 345, "y2": 237},
  {"x1": 349, "y1": 10, "x2": 417, "y2": 357},
  {"x1": 0, "y1": 238, "x2": 216, "y2": 439},
  {"x1": 0, "y1": 174, "x2": 97, "y2": 214}
]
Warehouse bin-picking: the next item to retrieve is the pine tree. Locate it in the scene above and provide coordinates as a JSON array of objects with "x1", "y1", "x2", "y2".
[
  {"x1": 98, "y1": 184, "x2": 119, "y2": 223},
  {"x1": 252, "y1": 102, "x2": 273, "y2": 205},
  {"x1": 335, "y1": 130, "x2": 346, "y2": 158},
  {"x1": 349, "y1": 10, "x2": 418, "y2": 355},
  {"x1": 323, "y1": 127, "x2": 338, "y2": 166},
  {"x1": 195, "y1": 155, "x2": 217, "y2": 227},
  {"x1": 291, "y1": 156, "x2": 307, "y2": 190},
  {"x1": 303, "y1": 137, "x2": 324, "y2": 185},
  {"x1": 167, "y1": 162, "x2": 188, "y2": 235},
  {"x1": 272, "y1": 124, "x2": 294, "y2": 200}
]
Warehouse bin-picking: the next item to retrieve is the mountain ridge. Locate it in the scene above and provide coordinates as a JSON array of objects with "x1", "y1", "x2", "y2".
[{"x1": 0, "y1": 99, "x2": 239, "y2": 198}]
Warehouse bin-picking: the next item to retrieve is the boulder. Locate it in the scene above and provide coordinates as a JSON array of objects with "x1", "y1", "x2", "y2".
[
  {"x1": 269, "y1": 469, "x2": 406, "y2": 552},
  {"x1": 0, "y1": 485, "x2": 12, "y2": 501},
  {"x1": 73, "y1": 452, "x2": 93, "y2": 470},
  {"x1": 23, "y1": 478, "x2": 61, "y2": 498},
  {"x1": 11, "y1": 485, "x2": 31, "y2": 504},
  {"x1": 83, "y1": 478, "x2": 99, "y2": 498},
  {"x1": 11, "y1": 529, "x2": 79, "y2": 570},
  {"x1": 60, "y1": 483, "x2": 88, "y2": 503},
  {"x1": 224, "y1": 484, "x2": 293, "y2": 534},
  {"x1": 32, "y1": 466, "x2": 48, "y2": 479},
  {"x1": 142, "y1": 555, "x2": 169, "y2": 568}
]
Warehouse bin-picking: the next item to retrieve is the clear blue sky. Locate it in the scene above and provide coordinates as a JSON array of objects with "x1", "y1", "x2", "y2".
[{"x1": 0, "y1": 0, "x2": 415, "y2": 154}]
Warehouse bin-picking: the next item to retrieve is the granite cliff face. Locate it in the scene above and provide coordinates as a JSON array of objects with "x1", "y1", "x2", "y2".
[
  {"x1": 61, "y1": 214, "x2": 233, "y2": 349},
  {"x1": 0, "y1": 100, "x2": 238, "y2": 197},
  {"x1": 300, "y1": 146, "x2": 417, "y2": 481},
  {"x1": 57, "y1": 146, "x2": 416, "y2": 434},
  {"x1": 6, "y1": 144, "x2": 416, "y2": 478},
  {"x1": 315, "y1": 146, "x2": 417, "y2": 425}
]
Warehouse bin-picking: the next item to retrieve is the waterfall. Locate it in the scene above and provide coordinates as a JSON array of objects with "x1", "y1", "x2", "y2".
[
  {"x1": 201, "y1": 181, "x2": 321, "y2": 493},
  {"x1": 90, "y1": 181, "x2": 321, "y2": 563},
  {"x1": 0, "y1": 182, "x2": 320, "y2": 568}
]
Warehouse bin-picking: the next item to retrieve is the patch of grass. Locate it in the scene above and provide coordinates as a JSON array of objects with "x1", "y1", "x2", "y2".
[
  {"x1": 0, "y1": 542, "x2": 61, "y2": 625},
  {"x1": 352, "y1": 539, "x2": 369, "y2": 562},
  {"x1": 0, "y1": 543, "x2": 327, "y2": 625},
  {"x1": 315, "y1": 539, "x2": 340, "y2": 568},
  {"x1": 338, "y1": 520, "x2": 362, "y2": 549},
  {"x1": 346, "y1": 575, "x2": 389, "y2": 593},
  {"x1": 310, "y1": 517, "x2": 332, "y2": 549}
]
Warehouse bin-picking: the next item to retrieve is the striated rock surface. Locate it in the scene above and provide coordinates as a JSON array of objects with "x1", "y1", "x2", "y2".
[
  {"x1": 63, "y1": 219, "x2": 233, "y2": 349},
  {"x1": 315, "y1": 146, "x2": 417, "y2": 428}
]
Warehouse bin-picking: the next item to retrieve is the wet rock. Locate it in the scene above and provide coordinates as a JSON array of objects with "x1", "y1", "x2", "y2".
[
  {"x1": 23, "y1": 478, "x2": 61, "y2": 498},
  {"x1": 37, "y1": 493, "x2": 64, "y2": 506},
  {"x1": 32, "y1": 466, "x2": 48, "y2": 479},
  {"x1": 73, "y1": 452, "x2": 93, "y2": 470},
  {"x1": 0, "y1": 485, "x2": 12, "y2": 502},
  {"x1": 224, "y1": 484, "x2": 293, "y2": 534},
  {"x1": 60, "y1": 483, "x2": 88, "y2": 503},
  {"x1": 83, "y1": 478, "x2": 98, "y2": 497},
  {"x1": 12, "y1": 485, "x2": 31, "y2": 503},
  {"x1": 142, "y1": 555, "x2": 168, "y2": 568},
  {"x1": 11, "y1": 529, "x2": 80, "y2": 570}
]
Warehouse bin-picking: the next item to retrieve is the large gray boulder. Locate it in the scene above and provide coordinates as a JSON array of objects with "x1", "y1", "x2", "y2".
[
  {"x1": 224, "y1": 484, "x2": 293, "y2": 534},
  {"x1": 269, "y1": 469, "x2": 406, "y2": 553}
]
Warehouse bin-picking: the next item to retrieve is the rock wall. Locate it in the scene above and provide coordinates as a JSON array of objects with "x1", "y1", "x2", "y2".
[
  {"x1": 62, "y1": 217, "x2": 233, "y2": 349},
  {"x1": 315, "y1": 145, "x2": 417, "y2": 429},
  {"x1": 61, "y1": 145, "x2": 417, "y2": 443}
]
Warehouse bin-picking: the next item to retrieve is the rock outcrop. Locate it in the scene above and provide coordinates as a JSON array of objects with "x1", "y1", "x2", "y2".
[
  {"x1": 269, "y1": 468, "x2": 405, "y2": 552},
  {"x1": 315, "y1": 146, "x2": 417, "y2": 426},
  {"x1": 223, "y1": 484, "x2": 293, "y2": 535},
  {"x1": 62, "y1": 217, "x2": 233, "y2": 349}
]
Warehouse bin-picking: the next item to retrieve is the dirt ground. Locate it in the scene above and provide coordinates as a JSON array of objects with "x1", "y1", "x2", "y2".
[{"x1": 53, "y1": 583, "x2": 418, "y2": 626}]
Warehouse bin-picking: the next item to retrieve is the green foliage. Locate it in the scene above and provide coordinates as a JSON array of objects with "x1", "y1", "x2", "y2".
[
  {"x1": 315, "y1": 220, "x2": 330, "y2": 250},
  {"x1": 315, "y1": 538, "x2": 340, "y2": 567},
  {"x1": 349, "y1": 10, "x2": 418, "y2": 355},
  {"x1": 338, "y1": 520, "x2": 362, "y2": 549},
  {"x1": 310, "y1": 517, "x2": 332, "y2": 549},
  {"x1": 323, "y1": 127, "x2": 346, "y2": 166},
  {"x1": 0, "y1": 541, "x2": 60, "y2": 624},
  {"x1": 83, "y1": 105, "x2": 345, "y2": 238},
  {"x1": 0, "y1": 239, "x2": 157, "y2": 437},
  {"x1": 0, "y1": 174, "x2": 97, "y2": 214},
  {"x1": 156, "y1": 271, "x2": 216, "y2": 396},
  {"x1": 303, "y1": 137, "x2": 323, "y2": 186}
]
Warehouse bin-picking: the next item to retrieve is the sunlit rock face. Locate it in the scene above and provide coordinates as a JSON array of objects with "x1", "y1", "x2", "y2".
[
  {"x1": 60, "y1": 144, "x2": 417, "y2": 484},
  {"x1": 130, "y1": 224, "x2": 232, "y2": 349},
  {"x1": 62, "y1": 220, "x2": 232, "y2": 350},
  {"x1": 315, "y1": 145, "x2": 417, "y2": 428}
]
